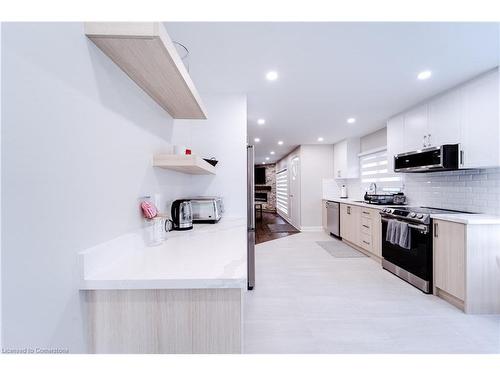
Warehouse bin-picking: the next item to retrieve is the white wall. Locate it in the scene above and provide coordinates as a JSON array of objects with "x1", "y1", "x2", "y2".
[
  {"x1": 1, "y1": 23, "x2": 246, "y2": 353},
  {"x1": 300, "y1": 145, "x2": 334, "y2": 229},
  {"x1": 172, "y1": 94, "x2": 247, "y2": 218},
  {"x1": 360, "y1": 127, "x2": 386, "y2": 152}
]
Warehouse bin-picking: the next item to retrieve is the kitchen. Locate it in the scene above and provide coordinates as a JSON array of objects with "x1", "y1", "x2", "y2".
[{"x1": 1, "y1": 17, "x2": 500, "y2": 362}]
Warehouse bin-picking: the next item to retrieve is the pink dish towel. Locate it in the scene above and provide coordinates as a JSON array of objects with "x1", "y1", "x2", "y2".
[{"x1": 140, "y1": 201, "x2": 158, "y2": 219}]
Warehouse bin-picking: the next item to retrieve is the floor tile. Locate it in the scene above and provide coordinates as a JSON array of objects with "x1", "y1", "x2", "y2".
[{"x1": 244, "y1": 231, "x2": 500, "y2": 354}]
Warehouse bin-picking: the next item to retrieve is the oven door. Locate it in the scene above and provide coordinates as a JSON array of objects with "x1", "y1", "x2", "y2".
[{"x1": 381, "y1": 217, "x2": 433, "y2": 291}]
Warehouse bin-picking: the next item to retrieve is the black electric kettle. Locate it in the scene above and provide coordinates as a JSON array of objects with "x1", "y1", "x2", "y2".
[{"x1": 171, "y1": 199, "x2": 193, "y2": 231}]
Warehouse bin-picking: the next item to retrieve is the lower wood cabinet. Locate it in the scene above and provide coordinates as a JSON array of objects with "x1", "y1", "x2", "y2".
[
  {"x1": 433, "y1": 220, "x2": 465, "y2": 302},
  {"x1": 84, "y1": 288, "x2": 243, "y2": 353},
  {"x1": 340, "y1": 203, "x2": 381, "y2": 258},
  {"x1": 433, "y1": 219, "x2": 500, "y2": 314},
  {"x1": 340, "y1": 204, "x2": 360, "y2": 245}
]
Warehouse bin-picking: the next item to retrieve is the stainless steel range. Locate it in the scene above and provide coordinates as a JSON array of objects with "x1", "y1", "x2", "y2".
[{"x1": 380, "y1": 206, "x2": 472, "y2": 293}]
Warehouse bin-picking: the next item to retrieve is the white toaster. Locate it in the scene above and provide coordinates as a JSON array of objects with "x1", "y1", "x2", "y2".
[{"x1": 188, "y1": 197, "x2": 224, "y2": 223}]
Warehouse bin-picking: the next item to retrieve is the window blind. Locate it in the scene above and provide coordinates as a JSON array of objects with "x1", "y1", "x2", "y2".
[
  {"x1": 276, "y1": 169, "x2": 289, "y2": 216},
  {"x1": 360, "y1": 150, "x2": 403, "y2": 192}
]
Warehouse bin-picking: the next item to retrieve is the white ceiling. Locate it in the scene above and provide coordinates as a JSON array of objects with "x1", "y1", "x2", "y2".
[{"x1": 166, "y1": 22, "x2": 499, "y2": 164}]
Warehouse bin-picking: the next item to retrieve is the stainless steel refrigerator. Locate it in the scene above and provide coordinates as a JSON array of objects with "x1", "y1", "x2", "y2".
[{"x1": 247, "y1": 145, "x2": 255, "y2": 290}]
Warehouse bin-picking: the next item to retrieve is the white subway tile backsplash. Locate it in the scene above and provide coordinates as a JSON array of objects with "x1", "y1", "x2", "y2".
[
  {"x1": 405, "y1": 167, "x2": 500, "y2": 215},
  {"x1": 328, "y1": 167, "x2": 500, "y2": 216}
]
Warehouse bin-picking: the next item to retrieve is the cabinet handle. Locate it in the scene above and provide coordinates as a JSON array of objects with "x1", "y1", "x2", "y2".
[
  {"x1": 362, "y1": 224, "x2": 370, "y2": 228},
  {"x1": 337, "y1": 170, "x2": 341, "y2": 178},
  {"x1": 460, "y1": 150, "x2": 464, "y2": 166},
  {"x1": 363, "y1": 240, "x2": 370, "y2": 245},
  {"x1": 347, "y1": 206, "x2": 351, "y2": 215},
  {"x1": 362, "y1": 211, "x2": 370, "y2": 215},
  {"x1": 423, "y1": 135, "x2": 427, "y2": 148},
  {"x1": 428, "y1": 133, "x2": 432, "y2": 146},
  {"x1": 434, "y1": 222, "x2": 438, "y2": 238}
]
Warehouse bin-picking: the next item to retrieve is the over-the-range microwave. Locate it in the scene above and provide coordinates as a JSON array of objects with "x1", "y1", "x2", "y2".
[{"x1": 394, "y1": 144, "x2": 461, "y2": 173}]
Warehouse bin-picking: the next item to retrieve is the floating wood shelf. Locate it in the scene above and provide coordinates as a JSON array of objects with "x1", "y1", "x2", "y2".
[
  {"x1": 85, "y1": 22, "x2": 207, "y2": 120},
  {"x1": 153, "y1": 154, "x2": 216, "y2": 175}
]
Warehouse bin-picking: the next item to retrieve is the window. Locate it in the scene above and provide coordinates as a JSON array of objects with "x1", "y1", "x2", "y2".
[
  {"x1": 276, "y1": 168, "x2": 289, "y2": 216},
  {"x1": 359, "y1": 149, "x2": 403, "y2": 192}
]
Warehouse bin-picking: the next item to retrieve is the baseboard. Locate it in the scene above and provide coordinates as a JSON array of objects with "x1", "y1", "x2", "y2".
[
  {"x1": 300, "y1": 226, "x2": 323, "y2": 232},
  {"x1": 435, "y1": 288, "x2": 465, "y2": 312}
]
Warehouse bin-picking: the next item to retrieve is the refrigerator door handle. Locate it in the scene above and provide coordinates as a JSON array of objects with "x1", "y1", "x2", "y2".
[{"x1": 247, "y1": 144, "x2": 256, "y2": 290}]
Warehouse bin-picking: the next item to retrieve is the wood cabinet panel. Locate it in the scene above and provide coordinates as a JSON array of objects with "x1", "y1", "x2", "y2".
[{"x1": 433, "y1": 219, "x2": 466, "y2": 301}]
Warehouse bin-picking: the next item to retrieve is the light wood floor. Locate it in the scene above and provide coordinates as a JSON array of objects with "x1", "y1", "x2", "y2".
[{"x1": 243, "y1": 231, "x2": 500, "y2": 353}]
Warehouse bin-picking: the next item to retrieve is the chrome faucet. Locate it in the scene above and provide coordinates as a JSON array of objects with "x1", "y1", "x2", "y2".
[{"x1": 368, "y1": 182, "x2": 377, "y2": 195}]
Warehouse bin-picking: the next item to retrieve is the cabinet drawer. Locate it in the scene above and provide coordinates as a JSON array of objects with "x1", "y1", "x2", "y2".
[
  {"x1": 361, "y1": 217, "x2": 372, "y2": 234},
  {"x1": 361, "y1": 209, "x2": 373, "y2": 218},
  {"x1": 360, "y1": 232, "x2": 372, "y2": 251}
]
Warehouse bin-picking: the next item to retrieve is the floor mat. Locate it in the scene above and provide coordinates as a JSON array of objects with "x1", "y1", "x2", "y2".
[
  {"x1": 267, "y1": 223, "x2": 299, "y2": 233},
  {"x1": 316, "y1": 241, "x2": 367, "y2": 258}
]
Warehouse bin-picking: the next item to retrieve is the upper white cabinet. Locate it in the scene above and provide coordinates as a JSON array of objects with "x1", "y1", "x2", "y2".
[
  {"x1": 386, "y1": 68, "x2": 499, "y2": 171},
  {"x1": 333, "y1": 138, "x2": 360, "y2": 179},
  {"x1": 404, "y1": 104, "x2": 429, "y2": 151},
  {"x1": 85, "y1": 22, "x2": 207, "y2": 120},
  {"x1": 460, "y1": 70, "x2": 500, "y2": 168},
  {"x1": 428, "y1": 89, "x2": 461, "y2": 147},
  {"x1": 387, "y1": 114, "x2": 405, "y2": 172}
]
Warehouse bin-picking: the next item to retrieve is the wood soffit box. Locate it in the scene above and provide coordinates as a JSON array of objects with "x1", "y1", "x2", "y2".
[{"x1": 85, "y1": 22, "x2": 207, "y2": 120}]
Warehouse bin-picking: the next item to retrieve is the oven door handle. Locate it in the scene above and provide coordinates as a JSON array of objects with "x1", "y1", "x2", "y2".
[{"x1": 381, "y1": 217, "x2": 429, "y2": 233}]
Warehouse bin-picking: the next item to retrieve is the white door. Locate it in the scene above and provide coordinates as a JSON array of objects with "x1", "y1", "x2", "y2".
[
  {"x1": 404, "y1": 104, "x2": 429, "y2": 151},
  {"x1": 289, "y1": 155, "x2": 301, "y2": 229}
]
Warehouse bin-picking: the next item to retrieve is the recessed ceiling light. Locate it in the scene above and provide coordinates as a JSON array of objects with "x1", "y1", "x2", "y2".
[
  {"x1": 417, "y1": 70, "x2": 432, "y2": 80},
  {"x1": 347, "y1": 117, "x2": 356, "y2": 124},
  {"x1": 277, "y1": 141, "x2": 284, "y2": 145},
  {"x1": 317, "y1": 137, "x2": 324, "y2": 142},
  {"x1": 254, "y1": 138, "x2": 260, "y2": 143},
  {"x1": 270, "y1": 151, "x2": 275, "y2": 155},
  {"x1": 265, "y1": 157, "x2": 270, "y2": 160},
  {"x1": 266, "y1": 71, "x2": 278, "y2": 81},
  {"x1": 257, "y1": 118, "x2": 266, "y2": 125}
]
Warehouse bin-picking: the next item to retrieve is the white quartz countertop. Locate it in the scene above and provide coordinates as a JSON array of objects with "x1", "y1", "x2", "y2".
[
  {"x1": 323, "y1": 197, "x2": 500, "y2": 225},
  {"x1": 78, "y1": 217, "x2": 247, "y2": 290},
  {"x1": 322, "y1": 197, "x2": 398, "y2": 210},
  {"x1": 429, "y1": 214, "x2": 500, "y2": 225}
]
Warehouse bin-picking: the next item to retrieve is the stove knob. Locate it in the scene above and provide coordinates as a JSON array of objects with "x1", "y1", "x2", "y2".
[
  {"x1": 410, "y1": 212, "x2": 417, "y2": 218},
  {"x1": 417, "y1": 214, "x2": 424, "y2": 219}
]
